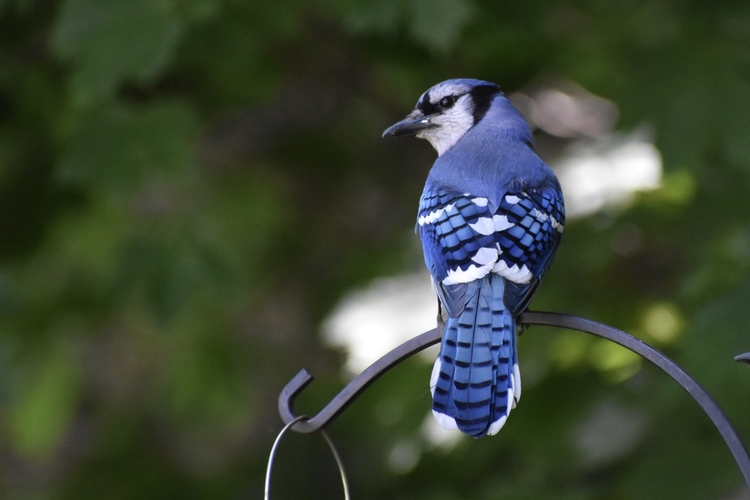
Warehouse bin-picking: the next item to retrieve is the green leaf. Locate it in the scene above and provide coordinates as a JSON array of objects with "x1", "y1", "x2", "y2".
[{"x1": 51, "y1": 0, "x2": 185, "y2": 104}]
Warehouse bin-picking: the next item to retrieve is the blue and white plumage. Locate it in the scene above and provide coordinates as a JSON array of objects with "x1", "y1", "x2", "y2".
[{"x1": 383, "y1": 79, "x2": 565, "y2": 438}]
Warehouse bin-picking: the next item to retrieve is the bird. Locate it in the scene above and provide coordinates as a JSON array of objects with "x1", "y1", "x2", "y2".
[{"x1": 382, "y1": 79, "x2": 565, "y2": 438}]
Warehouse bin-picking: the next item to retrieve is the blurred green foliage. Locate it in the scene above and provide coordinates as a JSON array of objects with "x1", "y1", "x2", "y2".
[{"x1": 1, "y1": 0, "x2": 750, "y2": 498}]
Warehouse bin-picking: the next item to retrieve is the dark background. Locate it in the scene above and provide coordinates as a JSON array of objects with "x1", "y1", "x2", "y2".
[{"x1": 1, "y1": 0, "x2": 750, "y2": 498}]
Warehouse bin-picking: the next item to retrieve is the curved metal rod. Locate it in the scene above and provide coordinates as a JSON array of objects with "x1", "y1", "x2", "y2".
[
  {"x1": 278, "y1": 326, "x2": 442, "y2": 433},
  {"x1": 520, "y1": 312, "x2": 750, "y2": 486},
  {"x1": 277, "y1": 311, "x2": 750, "y2": 485},
  {"x1": 265, "y1": 415, "x2": 350, "y2": 500}
]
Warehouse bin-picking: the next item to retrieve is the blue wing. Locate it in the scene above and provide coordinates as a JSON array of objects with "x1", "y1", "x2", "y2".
[
  {"x1": 418, "y1": 183, "x2": 565, "y2": 315},
  {"x1": 420, "y1": 182, "x2": 564, "y2": 437}
]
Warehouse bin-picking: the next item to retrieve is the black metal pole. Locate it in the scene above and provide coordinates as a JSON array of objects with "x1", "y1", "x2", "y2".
[
  {"x1": 520, "y1": 312, "x2": 750, "y2": 486},
  {"x1": 277, "y1": 311, "x2": 750, "y2": 486}
]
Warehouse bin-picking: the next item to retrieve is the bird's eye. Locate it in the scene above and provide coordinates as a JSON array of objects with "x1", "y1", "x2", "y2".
[{"x1": 440, "y1": 96, "x2": 456, "y2": 109}]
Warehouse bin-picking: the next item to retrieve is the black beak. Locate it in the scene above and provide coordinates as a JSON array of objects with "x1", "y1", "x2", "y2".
[{"x1": 382, "y1": 110, "x2": 436, "y2": 138}]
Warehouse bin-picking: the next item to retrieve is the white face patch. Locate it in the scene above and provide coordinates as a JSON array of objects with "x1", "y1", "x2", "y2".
[{"x1": 416, "y1": 91, "x2": 477, "y2": 156}]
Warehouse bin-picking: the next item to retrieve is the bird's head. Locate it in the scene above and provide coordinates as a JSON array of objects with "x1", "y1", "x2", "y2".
[{"x1": 382, "y1": 79, "x2": 501, "y2": 156}]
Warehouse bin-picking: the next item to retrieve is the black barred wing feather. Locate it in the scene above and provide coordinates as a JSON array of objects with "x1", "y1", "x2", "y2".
[
  {"x1": 418, "y1": 184, "x2": 564, "y2": 317},
  {"x1": 494, "y1": 185, "x2": 564, "y2": 313}
]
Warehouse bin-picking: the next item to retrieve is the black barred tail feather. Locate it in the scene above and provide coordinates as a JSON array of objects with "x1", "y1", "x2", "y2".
[{"x1": 430, "y1": 275, "x2": 520, "y2": 438}]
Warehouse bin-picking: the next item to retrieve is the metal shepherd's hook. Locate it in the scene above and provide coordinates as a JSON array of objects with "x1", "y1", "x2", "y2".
[{"x1": 277, "y1": 311, "x2": 750, "y2": 487}]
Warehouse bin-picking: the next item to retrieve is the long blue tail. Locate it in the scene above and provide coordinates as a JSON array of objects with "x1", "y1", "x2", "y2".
[{"x1": 430, "y1": 275, "x2": 520, "y2": 437}]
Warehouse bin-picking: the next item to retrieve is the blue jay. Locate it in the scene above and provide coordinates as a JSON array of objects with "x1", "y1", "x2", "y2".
[{"x1": 383, "y1": 79, "x2": 565, "y2": 437}]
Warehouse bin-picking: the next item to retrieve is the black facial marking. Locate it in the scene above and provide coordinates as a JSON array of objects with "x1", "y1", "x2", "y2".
[
  {"x1": 418, "y1": 91, "x2": 458, "y2": 115},
  {"x1": 470, "y1": 84, "x2": 501, "y2": 124},
  {"x1": 417, "y1": 93, "x2": 438, "y2": 115}
]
